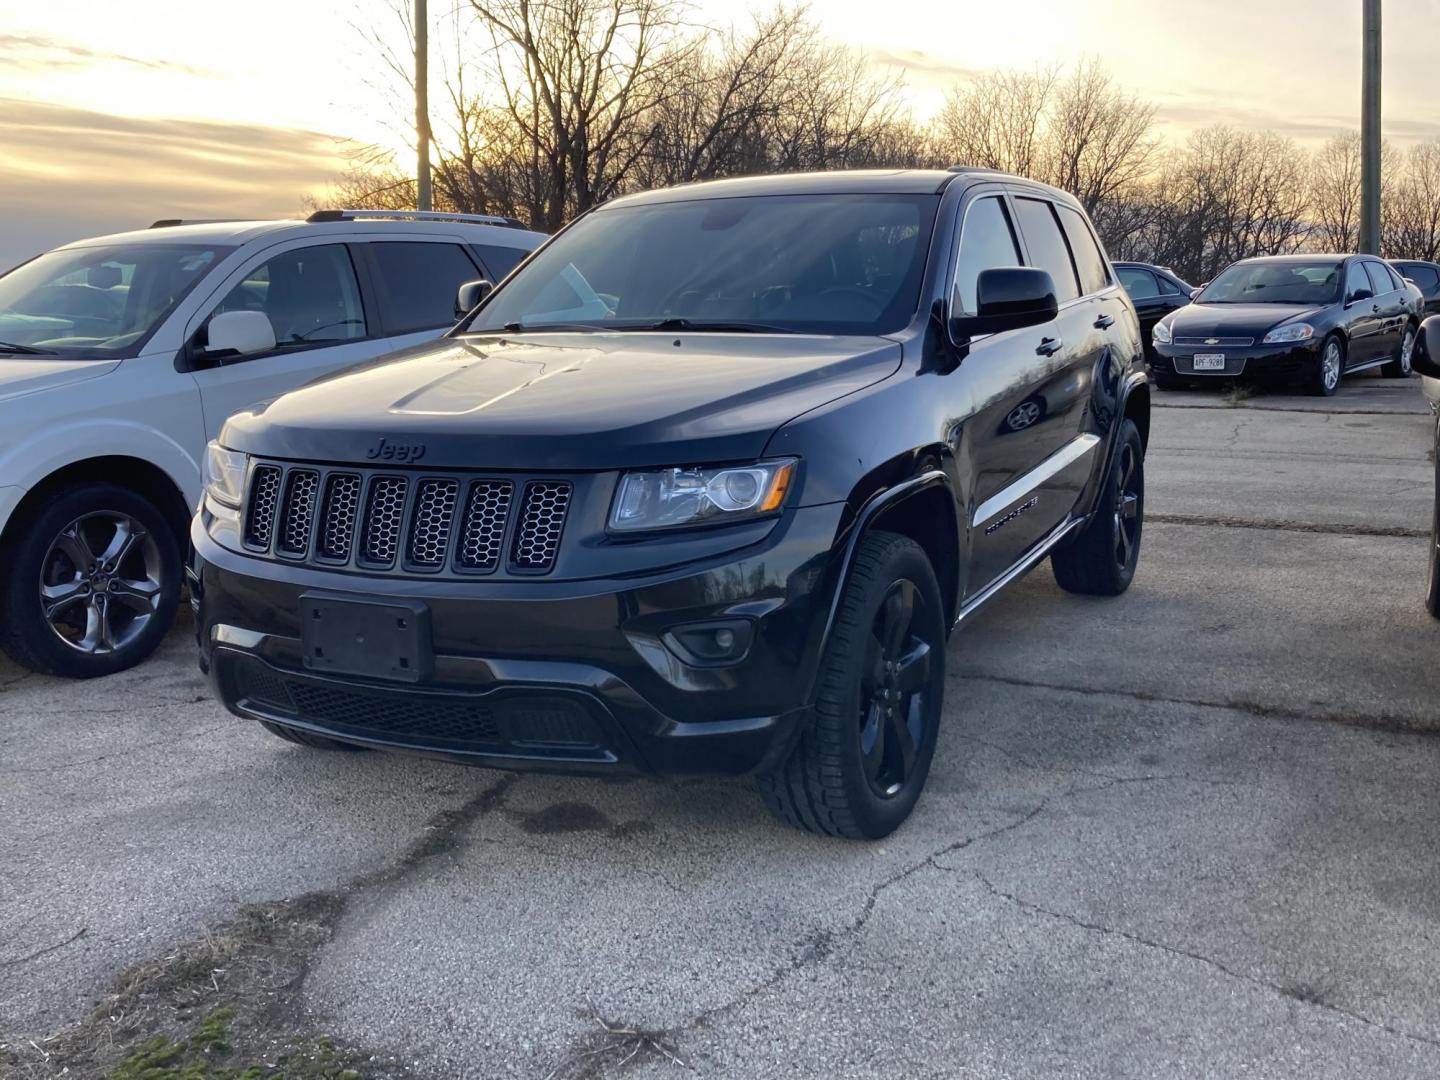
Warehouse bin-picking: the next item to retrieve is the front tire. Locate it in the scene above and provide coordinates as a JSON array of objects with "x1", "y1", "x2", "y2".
[
  {"x1": 1311, "y1": 335, "x2": 1344, "y2": 396},
  {"x1": 1383, "y1": 323, "x2": 1416, "y2": 378},
  {"x1": 758, "y1": 531, "x2": 945, "y2": 839},
  {"x1": 0, "y1": 483, "x2": 181, "y2": 678},
  {"x1": 1051, "y1": 419, "x2": 1144, "y2": 596}
]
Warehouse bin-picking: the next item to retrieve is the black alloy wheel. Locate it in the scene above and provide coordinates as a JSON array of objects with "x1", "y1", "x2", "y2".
[{"x1": 759, "y1": 531, "x2": 945, "y2": 839}]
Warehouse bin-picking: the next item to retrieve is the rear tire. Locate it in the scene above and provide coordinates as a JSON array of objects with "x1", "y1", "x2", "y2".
[
  {"x1": 1051, "y1": 419, "x2": 1144, "y2": 596},
  {"x1": 758, "y1": 531, "x2": 945, "y2": 839},
  {"x1": 0, "y1": 483, "x2": 181, "y2": 678},
  {"x1": 1311, "y1": 336, "x2": 1344, "y2": 396},
  {"x1": 258, "y1": 720, "x2": 371, "y2": 752},
  {"x1": 1382, "y1": 324, "x2": 1416, "y2": 378}
]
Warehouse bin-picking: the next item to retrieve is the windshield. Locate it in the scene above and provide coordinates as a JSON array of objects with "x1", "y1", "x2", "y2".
[
  {"x1": 468, "y1": 193, "x2": 939, "y2": 336},
  {"x1": 0, "y1": 243, "x2": 228, "y2": 358},
  {"x1": 1197, "y1": 260, "x2": 1342, "y2": 305}
]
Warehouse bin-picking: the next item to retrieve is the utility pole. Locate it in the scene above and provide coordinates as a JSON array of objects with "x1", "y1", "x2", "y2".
[
  {"x1": 1359, "y1": 0, "x2": 1381, "y2": 253},
  {"x1": 415, "y1": 0, "x2": 432, "y2": 211}
]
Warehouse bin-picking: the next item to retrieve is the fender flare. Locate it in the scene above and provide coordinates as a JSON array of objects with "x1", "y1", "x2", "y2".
[
  {"x1": 0, "y1": 420, "x2": 200, "y2": 537},
  {"x1": 1099, "y1": 370, "x2": 1151, "y2": 484},
  {"x1": 807, "y1": 469, "x2": 955, "y2": 699}
]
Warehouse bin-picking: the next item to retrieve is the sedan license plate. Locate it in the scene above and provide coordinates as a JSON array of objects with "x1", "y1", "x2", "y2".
[
  {"x1": 300, "y1": 594, "x2": 432, "y2": 683},
  {"x1": 1193, "y1": 353, "x2": 1226, "y2": 371}
]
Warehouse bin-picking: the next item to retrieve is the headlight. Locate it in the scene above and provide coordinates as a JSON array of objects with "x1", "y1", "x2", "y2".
[
  {"x1": 203, "y1": 440, "x2": 247, "y2": 514},
  {"x1": 609, "y1": 459, "x2": 797, "y2": 532},
  {"x1": 1262, "y1": 322, "x2": 1314, "y2": 344},
  {"x1": 1152, "y1": 321, "x2": 1172, "y2": 345}
]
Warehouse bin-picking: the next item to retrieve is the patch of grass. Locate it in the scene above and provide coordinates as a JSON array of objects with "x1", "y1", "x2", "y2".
[
  {"x1": 1220, "y1": 380, "x2": 1254, "y2": 406},
  {"x1": 5, "y1": 896, "x2": 405, "y2": 1080}
]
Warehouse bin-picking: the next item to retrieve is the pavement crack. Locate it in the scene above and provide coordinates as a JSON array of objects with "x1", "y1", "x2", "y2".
[
  {"x1": 954, "y1": 672, "x2": 1439, "y2": 735},
  {"x1": 1148, "y1": 513, "x2": 1427, "y2": 538},
  {"x1": 0, "y1": 928, "x2": 87, "y2": 968},
  {"x1": 951, "y1": 732, "x2": 1271, "y2": 791},
  {"x1": 970, "y1": 870, "x2": 1440, "y2": 1052}
]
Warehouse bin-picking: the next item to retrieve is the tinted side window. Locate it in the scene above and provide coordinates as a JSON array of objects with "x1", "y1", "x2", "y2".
[
  {"x1": 473, "y1": 244, "x2": 529, "y2": 282},
  {"x1": 952, "y1": 196, "x2": 1021, "y2": 316},
  {"x1": 1014, "y1": 197, "x2": 1080, "y2": 303},
  {"x1": 1057, "y1": 205, "x2": 1109, "y2": 295},
  {"x1": 212, "y1": 244, "x2": 365, "y2": 351},
  {"x1": 1384, "y1": 263, "x2": 1406, "y2": 291},
  {"x1": 1409, "y1": 265, "x2": 1440, "y2": 292},
  {"x1": 1158, "y1": 275, "x2": 1182, "y2": 296},
  {"x1": 1363, "y1": 261, "x2": 1392, "y2": 296},
  {"x1": 1344, "y1": 261, "x2": 1371, "y2": 300},
  {"x1": 368, "y1": 242, "x2": 480, "y2": 334},
  {"x1": 1118, "y1": 266, "x2": 1159, "y2": 299}
]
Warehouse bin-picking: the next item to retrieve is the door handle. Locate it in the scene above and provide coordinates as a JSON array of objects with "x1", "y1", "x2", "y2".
[
  {"x1": 1036, "y1": 336, "x2": 1064, "y2": 357},
  {"x1": 1094, "y1": 314, "x2": 1114, "y2": 329},
  {"x1": 1372, "y1": 304, "x2": 1381, "y2": 312}
]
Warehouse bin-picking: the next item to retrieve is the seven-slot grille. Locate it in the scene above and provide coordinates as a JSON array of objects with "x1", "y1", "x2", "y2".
[{"x1": 242, "y1": 463, "x2": 572, "y2": 575}]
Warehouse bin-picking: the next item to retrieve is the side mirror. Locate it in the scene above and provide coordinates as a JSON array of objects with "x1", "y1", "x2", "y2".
[
  {"x1": 1413, "y1": 316, "x2": 1440, "y2": 378},
  {"x1": 951, "y1": 267, "x2": 1058, "y2": 338},
  {"x1": 1189, "y1": 288, "x2": 1203, "y2": 301},
  {"x1": 204, "y1": 310, "x2": 275, "y2": 359},
  {"x1": 1347, "y1": 288, "x2": 1374, "y2": 306},
  {"x1": 455, "y1": 279, "x2": 494, "y2": 319}
]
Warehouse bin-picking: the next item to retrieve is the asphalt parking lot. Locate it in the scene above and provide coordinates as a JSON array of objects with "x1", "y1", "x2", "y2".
[{"x1": 4, "y1": 376, "x2": 1440, "y2": 1078}]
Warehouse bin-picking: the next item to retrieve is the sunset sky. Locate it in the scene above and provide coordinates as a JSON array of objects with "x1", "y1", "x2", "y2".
[{"x1": 3, "y1": 0, "x2": 1438, "y2": 268}]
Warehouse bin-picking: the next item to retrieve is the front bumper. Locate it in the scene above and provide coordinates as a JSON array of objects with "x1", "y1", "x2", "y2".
[
  {"x1": 1152, "y1": 339, "x2": 1322, "y2": 381},
  {"x1": 192, "y1": 503, "x2": 846, "y2": 776}
]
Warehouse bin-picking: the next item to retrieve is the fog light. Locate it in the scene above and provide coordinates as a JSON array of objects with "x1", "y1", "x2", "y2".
[{"x1": 662, "y1": 619, "x2": 753, "y2": 667}]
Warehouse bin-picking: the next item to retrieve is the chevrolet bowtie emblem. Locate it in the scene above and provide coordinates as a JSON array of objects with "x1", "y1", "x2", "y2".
[{"x1": 1205, "y1": 338, "x2": 1219, "y2": 345}]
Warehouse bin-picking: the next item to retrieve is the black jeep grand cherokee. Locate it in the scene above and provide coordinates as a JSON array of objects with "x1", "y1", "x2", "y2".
[{"x1": 193, "y1": 168, "x2": 1150, "y2": 838}]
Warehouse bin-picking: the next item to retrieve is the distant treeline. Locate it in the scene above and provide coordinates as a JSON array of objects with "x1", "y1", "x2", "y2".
[{"x1": 320, "y1": 0, "x2": 1440, "y2": 284}]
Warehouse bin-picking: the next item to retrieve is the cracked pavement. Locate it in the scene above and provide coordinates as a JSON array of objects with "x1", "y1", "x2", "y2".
[{"x1": 4, "y1": 379, "x2": 1440, "y2": 1077}]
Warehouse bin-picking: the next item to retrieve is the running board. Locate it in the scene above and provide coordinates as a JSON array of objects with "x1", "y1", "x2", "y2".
[
  {"x1": 1345, "y1": 357, "x2": 1390, "y2": 375},
  {"x1": 953, "y1": 516, "x2": 1085, "y2": 630}
]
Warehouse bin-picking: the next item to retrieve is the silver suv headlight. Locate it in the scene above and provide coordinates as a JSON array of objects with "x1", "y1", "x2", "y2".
[
  {"x1": 203, "y1": 440, "x2": 247, "y2": 518},
  {"x1": 609, "y1": 459, "x2": 797, "y2": 532}
]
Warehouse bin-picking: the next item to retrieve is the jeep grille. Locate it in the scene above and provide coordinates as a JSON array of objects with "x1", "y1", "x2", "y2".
[{"x1": 239, "y1": 461, "x2": 572, "y2": 577}]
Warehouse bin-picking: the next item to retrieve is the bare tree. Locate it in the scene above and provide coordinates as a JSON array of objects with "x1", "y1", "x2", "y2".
[
  {"x1": 1384, "y1": 140, "x2": 1440, "y2": 260},
  {"x1": 1044, "y1": 58, "x2": 1159, "y2": 214},
  {"x1": 468, "y1": 0, "x2": 693, "y2": 230},
  {"x1": 935, "y1": 66, "x2": 1056, "y2": 177},
  {"x1": 1311, "y1": 133, "x2": 1364, "y2": 252}
]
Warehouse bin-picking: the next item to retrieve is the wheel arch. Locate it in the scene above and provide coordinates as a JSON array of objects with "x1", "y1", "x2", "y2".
[
  {"x1": 2, "y1": 456, "x2": 193, "y2": 554},
  {"x1": 809, "y1": 471, "x2": 959, "y2": 705}
]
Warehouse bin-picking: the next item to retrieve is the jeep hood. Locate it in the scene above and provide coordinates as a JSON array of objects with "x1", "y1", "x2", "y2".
[
  {"x1": 222, "y1": 332, "x2": 902, "y2": 470},
  {"x1": 0, "y1": 356, "x2": 120, "y2": 404}
]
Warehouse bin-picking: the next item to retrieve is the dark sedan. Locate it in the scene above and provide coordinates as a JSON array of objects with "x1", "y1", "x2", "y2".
[
  {"x1": 1151, "y1": 254, "x2": 1420, "y2": 395},
  {"x1": 1392, "y1": 259, "x2": 1440, "y2": 315},
  {"x1": 1116, "y1": 262, "x2": 1194, "y2": 360}
]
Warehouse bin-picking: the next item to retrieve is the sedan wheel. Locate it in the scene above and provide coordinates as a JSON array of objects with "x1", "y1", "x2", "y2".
[
  {"x1": 1313, "y1": 337, "x2": 1343, "y2": 396},
  {"x1": 1384, "y1": 326, "x2": 1416, "y2": 378}
]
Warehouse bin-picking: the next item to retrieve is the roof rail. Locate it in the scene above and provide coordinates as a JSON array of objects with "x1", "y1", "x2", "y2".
[
  {"x1": 945, "y1": 164, "x2": 1009, "y2": 175},
  {"x1": 305, "y1": 209, "x2": 531, "y2": 230},
  {"x1": 149, "y1": 218, "x2": 249, "y2": 228}
]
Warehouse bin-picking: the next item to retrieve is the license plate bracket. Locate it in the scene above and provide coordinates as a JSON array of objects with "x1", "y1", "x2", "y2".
[
  {"x1": 1193, "y1": 352, "x2": 1226, "y2": 371},
  {"x1": 300, "y1": 594, "x2": 432, "y2": 683}
]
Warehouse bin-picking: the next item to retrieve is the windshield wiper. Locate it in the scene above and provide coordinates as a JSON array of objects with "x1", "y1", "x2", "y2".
[
  {"x1": 0, "y1": 340, "x2": 54, "y2": 355},
  {"x1": 637, "y1": 318, "x2": 796, "y2": 334},
  {"x1": 494, "y1": 321, "x2": 609, "y2": 333}
]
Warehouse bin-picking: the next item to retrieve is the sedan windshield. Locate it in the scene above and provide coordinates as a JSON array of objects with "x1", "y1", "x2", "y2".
[
  {"x1": 0, "y1": 243, "x2": 228, "y2": 358},
  {"x1": 468, "y1": 193, "x2": 940, "y2": 336},
  {"x1": 1198, "y1": 260, "x2": 1342, "y2": 305}
]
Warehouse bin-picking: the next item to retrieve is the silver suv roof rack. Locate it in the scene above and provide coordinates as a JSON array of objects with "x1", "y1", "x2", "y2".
[
  {"x1": 149, "y1": 218, "x2": 250, "y2": 228},
  {"x1": 305, "y1": 209, "x2": 532, "y2": 230}
]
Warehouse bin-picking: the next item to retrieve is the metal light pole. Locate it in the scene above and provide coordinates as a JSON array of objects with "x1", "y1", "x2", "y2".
[
  {"x1": 1359, "y1": 0, "x2": 1381, "y2": 253},
  {"x1": 415, "y1": 0, "x2": 433, "y2": 212}
]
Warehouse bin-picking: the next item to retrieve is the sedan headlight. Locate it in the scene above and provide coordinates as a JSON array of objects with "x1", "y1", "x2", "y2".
[
  {"x1": 1152, "y1": 320, "x2": 1172, "y2": 345},
  {"x1": 1262, "y1": 322, "x2": 1315, "y2": 344},
  {"x1": 609, "y1": 459, "x2": 797, "y2": 532},
  {"x1": 203, "y1": 440, "x2": 247, "y2": 515}
]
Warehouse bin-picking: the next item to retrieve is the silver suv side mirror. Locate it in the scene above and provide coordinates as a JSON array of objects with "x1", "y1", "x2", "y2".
[
  {"x1": 455, "y1": 279, "x2": 494, "y2": 319},
  {"x1": 205, "y1": 310, "x2": 276, "y2": 358}
]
